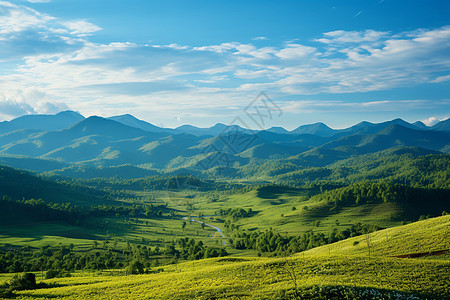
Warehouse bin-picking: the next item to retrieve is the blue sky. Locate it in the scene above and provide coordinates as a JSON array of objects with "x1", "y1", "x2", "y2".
[{"x1": 0, "y1": 0, "x2": 449, "y2": 129}]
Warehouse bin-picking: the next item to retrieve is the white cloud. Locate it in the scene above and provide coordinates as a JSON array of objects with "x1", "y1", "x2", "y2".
[
  {"x1": 316, "y1": 29, "x2": 389, "y2": 44},
  {"x1": 36, "y1": 101, "x2": 69, "y2": 113},
  {"x1": 0, "y1": 1, "x2": 449, "y2": 124},
  {"x1": 275, "y1": 44, "x2": 316, "y2": 60},
  {"x1": 62, "y1": 20, "x2": 101, "y2": 36},
  {"x1": 0, "y1": 99, "x2": 35, "y2": 119},
  {"x1": 421, "y1": 116, "x2": 449, "y2": 126},
  {"x1": 422, "y1": 117, "x2": 440, "y2": 126},
  {"x1": 431, "y1": 74, "x2": 450, "y2": 83},
  {"x1": 0, "y1": 1, "x2": 54, "y2": 36},
  {"x1": 253, "y1": 36, "x2": 269, "y2": 41},
  {"x1": 281, "y1": 99, "x2": 438, "y2": 114},
  {"x1": 25, "y1": 0, "x2": 50, "y2": 3}
]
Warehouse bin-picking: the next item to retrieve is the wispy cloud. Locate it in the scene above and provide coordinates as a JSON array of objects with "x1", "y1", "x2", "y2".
[
  {"x1": 431, "y1": 74, "x2": 450, "y2": 83},
  {"x1": 0, "y1": 1, "x2": 449, "y2": 124},
  {"x1": 0, "y1": 1, "x2": 54, "y2": 36},
  {"x1": 281, "y1": 99, "x2": 440, "y2": 114},
  {"x1": 252, "y1": 36, "x2": 269, "y2": 41},
  {"x1": 0, "y1": 99, "x2": 35, "y2": 119},
  {"x1": 62, "y1": 20, "x2": 101, "y2": 36},
  {"x1": 354, "y1": 10, "x2": 363, "y2": 18},
  {"x1": 25, "y1": 0, "x2": 51, "y2": 3}
]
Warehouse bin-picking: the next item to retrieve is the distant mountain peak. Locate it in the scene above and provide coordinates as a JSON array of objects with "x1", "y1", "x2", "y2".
[
  {"x1": 357, "y1": 121, "x2": 372, "y2": 125},
  {"x1": 389, "y1": 118, "x2": 411, "y2": 126},
  {"x1": 66, "y1": 116, "x2": 153, "y2": 140},
  {"x1": 56, "y1": 110, "x2": 84, "y2": 117},
  {"x1": 211, "y1": 123, "x2": 227, "y2": 129},
  {"x1": 111, "y1": 113, "x2": 136, "y2": 119},
  {"x1": 391, "y1": 118, "x2": 405, "y2": 122},
  {"x1": 266, "y1": 126, "x2": 289, "y2": 134},
  {"x1": 108, "y1": 114, "x2": 166, "y2": 133},
  {"x1": 412, "y1": 121, "x2": 428, "y2": 129},
  {"x1": 290, "y1": 122, "x2": 336, "y2": 137}
]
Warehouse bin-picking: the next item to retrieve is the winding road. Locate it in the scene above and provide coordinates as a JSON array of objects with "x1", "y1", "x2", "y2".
[{"x1": 183, "y1": 215, "x2": 226, "y2": 245}]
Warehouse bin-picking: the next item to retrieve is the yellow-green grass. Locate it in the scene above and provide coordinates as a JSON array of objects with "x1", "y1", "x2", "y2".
[
  {"x1": 303, "y1": 214, "x2": 450, "y2": 257},
  {"x1": 13, "y1": 255, "x2": 450, "y2": 299},
  {"x1": 9, "y1": 216, "x2": 450, "y2": 299}
]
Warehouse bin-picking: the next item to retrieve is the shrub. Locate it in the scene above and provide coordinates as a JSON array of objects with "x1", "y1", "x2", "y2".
[
  {"x1": 46, "y1": 269, "x2": 71, "y2": 279},
  {"x1": 9, "y1": 272, "x2": 36, "y2": 291},
  {"x1": 126, "y1": 260, "x2": 145, "y2": 275}
]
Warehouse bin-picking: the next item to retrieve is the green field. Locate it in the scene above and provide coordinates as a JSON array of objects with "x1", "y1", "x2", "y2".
[{"x1": 4, "y1": 215, "x2": 448, "y2": 299}]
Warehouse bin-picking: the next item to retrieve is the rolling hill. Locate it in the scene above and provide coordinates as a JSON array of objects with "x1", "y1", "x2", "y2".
[
  {"x1": 0, "y1": 113, "x2": 449, "y2": 179},
  {"x1": 0, "y1": 165, "x2": 106, "y2": 206},
  {"x1": 7, "y1": 215, "x2": 450, "y2": 300},
  {"x1": 304, "y1": 214, "x2": 450, "y2": 257}
]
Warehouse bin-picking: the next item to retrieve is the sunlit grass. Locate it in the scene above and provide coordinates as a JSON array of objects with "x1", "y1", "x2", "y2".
[{"x1": 9, "y1": 215, "x2": 450, "y2": 299}]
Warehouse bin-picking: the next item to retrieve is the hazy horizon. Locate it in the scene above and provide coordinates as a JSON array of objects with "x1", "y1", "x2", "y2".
[{"x1": 1, "y1": 109, "x2": 448, "y2": 131}]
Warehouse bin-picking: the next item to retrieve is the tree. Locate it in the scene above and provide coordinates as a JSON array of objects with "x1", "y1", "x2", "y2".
[
  {"x1": 182, "y1": 221, "x2": 187, "y2": 229},
  {"x1": 284, "y1": 262, "x2": 300, "y2": 299},
  {"x1": 126, "y1": 260, "x2": 144, "y2": 275},
  {"x1": 9, "y1": 273, "x2": 36, "y2": 291},
  {"x1": 365, "y1": 233, "x2": 371, "y2": 260}
]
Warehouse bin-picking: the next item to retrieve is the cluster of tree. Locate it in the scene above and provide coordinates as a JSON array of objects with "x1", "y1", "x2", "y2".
[
  {"x1": 0, "y1": 197, "x2": 84, "y2": 225},
  {"x1": 0, "y1": 243, "x2": 160, "y2": 274},
  {"x1": 0, "y1": 236, "x2": 227, "y2": 275},
  {"x1": 0, "y1": 196, "x2": 171, "y2": 226},
  {"x1": 309, "y1": 181, "x2": 450, "y2": 218},
  {"x1": 227, "y1": 223, "x2": 381, "y2": 256},
  {"x1": 275, "y1": 151, "x2": 450, "y2": 189},
  {"x1": 216, "y1": 208, "x2": 253, "y2": 221},
  {"x1": 237, "y1": 160, "x2": 300, "y2": 178},
  {"x1": 175, "y1": 238, "x2": 228, "y2": 260},
  {"x1": 0, "y1": 245, "x2": 119, "y2": 273},
  {"x1": 63, "y1": 175, "x2": 212, "y2": 192},
  {"x1": 61, "y1": 174, "x2": 252, "y2": 195},
  {"x1": 0, "y1": 165, "x2": 109, "y2": 205},
  {"x1": 275, "y1": 167, "x2": 333, "y2": 184}
]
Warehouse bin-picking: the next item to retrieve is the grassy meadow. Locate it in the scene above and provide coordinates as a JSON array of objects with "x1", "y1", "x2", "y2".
[{"x1": 0, "y1": 215, "x2": 447, "y2": 299}]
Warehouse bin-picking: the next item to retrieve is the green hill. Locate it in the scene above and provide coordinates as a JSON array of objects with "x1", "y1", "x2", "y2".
[
  {"x1": 8, "y1": 216, "x2": 450, "y2": 299},
  {"x1": 304, "y1": 214, "x2": 450, "y2": 257},
  {"x1": 0, "y1": 165, "x2": 106, "y2": 206},
  {"x1": 277, "y1": 147, "x2": 450, "y2": 188},
  {"x1": 44, "y1": 164, "x2": 159, "y2": 179}
]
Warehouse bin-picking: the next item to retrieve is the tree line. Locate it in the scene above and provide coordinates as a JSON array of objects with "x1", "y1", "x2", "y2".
[{"x1": 227, "y1": 223, "x2": 381, "y2": 256}]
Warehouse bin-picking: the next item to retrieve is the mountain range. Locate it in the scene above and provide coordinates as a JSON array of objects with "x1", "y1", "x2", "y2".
[
  {"x1": 0, "y1": 111, "x2": 449, "y2": 179},
  {"x1": 1, "y1": 110, "x2": 449, "y2": 136}
]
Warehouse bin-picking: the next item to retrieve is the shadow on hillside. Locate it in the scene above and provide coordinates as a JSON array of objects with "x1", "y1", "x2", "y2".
[{"x1": 256, "y1": 185, "x2": 299, "y2": 199}]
